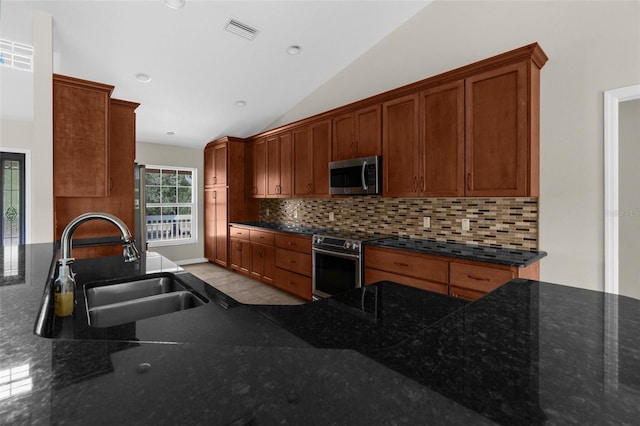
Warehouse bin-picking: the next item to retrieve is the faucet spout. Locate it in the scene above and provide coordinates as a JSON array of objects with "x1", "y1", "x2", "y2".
[
  {"x1": 54, "y1": 212, "x2": 141, "y2": 317},
  {"x1": 60, "y1": 212, "x2": 140, "y2": 262}
]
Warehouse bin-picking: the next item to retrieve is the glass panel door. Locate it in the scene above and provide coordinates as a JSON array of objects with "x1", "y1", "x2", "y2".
[{"x1": 1, "y1": 152, "x2": 25, "y2": 246}]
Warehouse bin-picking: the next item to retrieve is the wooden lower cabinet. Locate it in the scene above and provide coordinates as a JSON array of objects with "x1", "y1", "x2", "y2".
[
  {"x1": 273, "y1": 268, "x2": 312, "y2": 300},
  {"x1": 250, "y1": 229, "x2": 275, "y2": 284},
  {"x1": 365, "y1": 245, "x2": 540, "y2": 301},
  {"x1": 229, "y1": 226, "x2": 312, "y2": 300},
  {"x1": 364, "y1": 246, "x2": 449, "y2": 295},
  {"x1": 229, "y1": 237, "x2": 251, "y2": 276}
]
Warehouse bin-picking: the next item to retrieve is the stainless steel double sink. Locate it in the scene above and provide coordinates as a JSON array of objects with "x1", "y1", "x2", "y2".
[{"x1": 84, "y1": 273, "x2": 208, "y2": 328}]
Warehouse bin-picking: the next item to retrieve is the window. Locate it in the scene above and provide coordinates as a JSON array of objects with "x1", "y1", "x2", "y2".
[{"x1": 145, "y1": 166, "x2": 197, "y2": 246}]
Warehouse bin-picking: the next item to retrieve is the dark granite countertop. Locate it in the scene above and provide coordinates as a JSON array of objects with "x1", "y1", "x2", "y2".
[
  {"x1": 229, "y1": 222, "x2": 546, "y2": 267},
  {"x1": 1, "y1": 243, "x2": 638, "y2": 425},
  {"x1": 367, "y1": 236, "x2": 547, "y2": 267},
  {"x1": 229, "y1": 221, "x2": 330, "y2": 236}
]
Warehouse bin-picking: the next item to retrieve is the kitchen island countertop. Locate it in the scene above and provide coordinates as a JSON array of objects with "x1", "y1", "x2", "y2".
[{"x1": 1, "y1": 243, "x2": 638, "y2": 425}]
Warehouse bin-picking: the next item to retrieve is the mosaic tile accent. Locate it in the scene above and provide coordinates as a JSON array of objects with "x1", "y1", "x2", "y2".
[{"x1": 260, "y1": 197, "x2": 539, "y2": 250}]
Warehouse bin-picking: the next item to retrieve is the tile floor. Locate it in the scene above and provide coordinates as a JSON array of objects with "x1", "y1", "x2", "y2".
[{"x1": 183, "y1": 262, "x2": 307, "y2": 305}]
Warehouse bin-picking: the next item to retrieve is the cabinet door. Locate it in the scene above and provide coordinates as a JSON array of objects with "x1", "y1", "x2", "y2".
[
  {"x1": 332, "y1": 112, "x2": 355, "y2": 161},
  {"x1": 251, "y1": 138, "x2": 266, "y2": 198},
  {"x1": 292, "y1": 126, "x2": 312, "y2": 197},
  {"x1": 213, "y1": 188, "x2": 228, "y2": 267},
  {"x1": 53, "y1": 75, "x2": 112, "y2": 198},
  {"x1": 465, "y1": 61, "x2": 528, "y2": 196},
  {"x1": 266, "y1": 132, "x2": 292, "y2": 198},
  {"x1": 421, "y1": 81, "x2": 465, "y2": 196},
  {"x1": 204, "y1": 188, "x2": 216, "y2": 262},
  {"x1": 213, "y1": 142, "x2": 227, "y2": 187},
  {"x1": 382, "y1": 94, "x2": 421, "y2": 197},
  {"x1": 204, "y1": 146, "x2": 215, "y2": 188},
  {"x1": 230, "y1": 238, "x2": 250, "y2": 275},
  {"x1": 310, "y1": 119, "x2": 332, "y2": 197},
  {"x1": 355, "y1": 104, "x2": 381, "y2": 158}
]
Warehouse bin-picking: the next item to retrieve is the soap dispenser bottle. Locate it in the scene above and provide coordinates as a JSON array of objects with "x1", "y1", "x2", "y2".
[{"x1": 54, "y1": 260, "x2": 75, "y2": 317}]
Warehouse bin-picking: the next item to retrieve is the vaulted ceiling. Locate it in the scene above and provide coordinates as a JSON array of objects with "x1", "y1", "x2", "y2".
[{"x1": 0, "y1": 1, "x2": 430, "y2": 147}]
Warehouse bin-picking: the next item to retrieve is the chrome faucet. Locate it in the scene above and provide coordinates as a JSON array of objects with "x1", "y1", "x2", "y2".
[{"x1": 54, "y1": 212, "x2": 141, "y2": 316}]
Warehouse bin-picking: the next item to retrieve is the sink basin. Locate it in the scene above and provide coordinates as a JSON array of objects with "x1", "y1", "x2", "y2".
[{"x1": 84, "y1": 273, "x2": 208, "y2": 327}]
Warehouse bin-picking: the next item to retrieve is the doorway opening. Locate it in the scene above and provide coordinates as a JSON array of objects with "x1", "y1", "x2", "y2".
[{"x1": 1, "y1": 152, "x2": 26, "y2": 246}]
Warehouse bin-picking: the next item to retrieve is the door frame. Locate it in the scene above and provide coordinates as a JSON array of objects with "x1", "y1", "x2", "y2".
[{"x1": 604, "y1": 84, "x2": 640, "y2": 295}]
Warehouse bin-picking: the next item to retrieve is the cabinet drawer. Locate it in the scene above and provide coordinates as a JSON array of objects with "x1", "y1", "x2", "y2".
[
  {"x1": 229, "y1": 226, "x2": 250, "y2": 241},
  {"x1": 275, "y1": 233, "x2": 311, "y2": 254},
  {"x1": 274, "y1": 268, "x2": 312, "y2": 300},
  {"x1": 449, "y1": 285, "x2": 485, "y2": 301},
  {"x1": 275, "y1": 248, "x2": 312, "y2": 276},
  {"x1": 250, "y1": 229, "x2": 275, "y2": 245},
  {"x1": 364, "y1": 268, "x2": 448, "y2": 295},
  {"x1": 365, "y1": 247, "x2": 448, "y2": 283},
  {"x1": 449, "y1": 263, "x2": 514, "y2": 293}
]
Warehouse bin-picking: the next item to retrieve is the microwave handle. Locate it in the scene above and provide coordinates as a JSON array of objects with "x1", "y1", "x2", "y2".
[{"x1": 361, "y1": 161, "x2": 368, "y2": 191}]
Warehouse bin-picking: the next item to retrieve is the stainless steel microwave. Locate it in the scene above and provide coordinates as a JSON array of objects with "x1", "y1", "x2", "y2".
[{"x1": 329, "y1": 156, "x2": 381, "y2": 195}]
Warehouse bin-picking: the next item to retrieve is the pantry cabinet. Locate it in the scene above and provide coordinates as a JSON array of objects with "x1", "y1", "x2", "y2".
[
  {"x1": 332, "y1": 104, "x2": 381, "y2": 161},
  {"x1": 203, "y1": 137, "x2": 258, "y2": 267},
  {"x1": 53, "y1": 74, "x2": 139, "y2": 259}
]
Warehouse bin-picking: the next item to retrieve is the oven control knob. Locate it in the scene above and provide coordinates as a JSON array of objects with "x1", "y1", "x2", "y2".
[
  {"x1": 352, "y1": 242, "x2": 360, "y2": 250},
  {"x1": 344, "y1": 242, "x2": 351, "y2": 249}
]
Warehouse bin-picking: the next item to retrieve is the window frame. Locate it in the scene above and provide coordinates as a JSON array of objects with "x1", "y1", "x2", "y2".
[{"x1": 144, "y1": 165, "x2": 198, "y2": 248}]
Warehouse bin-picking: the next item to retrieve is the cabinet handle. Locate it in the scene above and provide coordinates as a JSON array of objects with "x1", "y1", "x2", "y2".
[
  {"x1": 213, "y1": 191, "x2": 217, "y2": 199},
  {"x1": 393, "y1": 261, "x2": 410, "y2": 267},
  {"x1": 451, "y1": 293, "x2": 459, "y2": 298},
  {"x1": 467, "y1": 275, "x2": 490, "y2": 282},
  {"x1": 466, "y1": 173, "x2": 472, "y2": 192},
  {"x1": 287, "y1": 280, "x2": 294, "y2": 286},
  {"x1": 288, "y1": 241, "x2": 296, "y2": 246},
  {"x1": 213, "y1": 176, "x2": 217, "y2": 184},
  {"x1": 288, "y1": 259, "x2": 295, "y2": 264}
]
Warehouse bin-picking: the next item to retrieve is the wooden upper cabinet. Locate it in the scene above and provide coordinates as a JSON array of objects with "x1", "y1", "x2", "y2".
[
  {"x1": 465, "y1": 61, "x2": 530, "y2": 196},
  {"x1": 205, "y1": 143, "x2": 227, "y2": 188},
  {"x1": 332, "y1": 104, "x2": 381, "y2": 161},
  {"x1": 266, "y1": 131, "x2": 292, "y2": 198},
  {"x1": 421, "y1": 80, "x2": 465, "y2": 197},
  {"x1": 382, "y1": 94, "x2": 420, "y2": 197},
  {"x1": 53, "y1": 74, "x2": 114, "y2": 197},
  {"x1": 292, "y1": 126, "x2": 312, "y2": 197},
  {"x1": 293, "y1": 119, "x2": 332, "y2": 197},
  {"x1": 251, "y1": 138, "x2": 267, "y2": 198}
]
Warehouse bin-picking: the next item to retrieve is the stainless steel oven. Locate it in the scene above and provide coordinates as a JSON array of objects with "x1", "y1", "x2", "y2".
[{"x1": 312, "y1": 232, "x2": 381, "y2": 300}]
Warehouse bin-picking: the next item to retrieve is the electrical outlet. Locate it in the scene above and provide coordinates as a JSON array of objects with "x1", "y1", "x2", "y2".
[
  {"x1": 423, "y1": 217, "x2": 430, "y2": 228},
  {"x1": 293, "y1": 209, "x2": 298, "y2": 219},
  {"x1": 265, "y1": 208, "x2": 270, "y2": 217},
  {"x1": 462, "y1": 218, "x2": 470, "y2": 231},
  {"x1": 329, "y1": 212, "x2": 335, "y2": 221}
]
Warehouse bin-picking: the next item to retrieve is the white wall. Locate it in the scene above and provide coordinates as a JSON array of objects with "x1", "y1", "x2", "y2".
[
  {"x1": 136, "y1": 141, "x2": 205, "y2": 264},
  {"x1": 0, "y1": 12, "x2": 53, "y2": 244},
  {"x1": 272, "y1": 1, "x2": 640, "y2": 291}
]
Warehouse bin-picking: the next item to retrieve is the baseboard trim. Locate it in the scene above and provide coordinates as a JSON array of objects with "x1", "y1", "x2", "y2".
[{"x1": 175, "y1": 257, "x2": 208, "y2": 266}]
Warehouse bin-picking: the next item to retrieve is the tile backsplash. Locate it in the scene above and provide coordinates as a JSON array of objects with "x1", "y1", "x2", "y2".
[{"x1": 260, "y1": 197, "x2": 539, "y2": 250}]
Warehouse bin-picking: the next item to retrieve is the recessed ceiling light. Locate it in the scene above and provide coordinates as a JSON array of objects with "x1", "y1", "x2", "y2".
[
  {"x1": 235, "y1": 100, "x2": 247, "y2": 108},
  {"x1": 287, "y1": 45, "x2": 302, "y2": 55},
  {"x1": 166, "y1": 131, "x2": 176, "y2": 136},
  {"x1": 135, "y1": 73, "x2": 151, "y2": 83},
  {"x1": 165, "y1": 0, "x2": 185, "y2": 10}
]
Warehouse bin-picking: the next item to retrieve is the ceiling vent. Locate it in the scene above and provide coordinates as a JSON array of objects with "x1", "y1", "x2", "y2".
[{"x1": 224, "y1": 18, "x2": 259, "y2": 41}]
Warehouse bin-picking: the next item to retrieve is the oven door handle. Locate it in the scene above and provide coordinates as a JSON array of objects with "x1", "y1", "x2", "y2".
[{"x1": 313, "y1": 247, "x2": 360, "y2": 260}]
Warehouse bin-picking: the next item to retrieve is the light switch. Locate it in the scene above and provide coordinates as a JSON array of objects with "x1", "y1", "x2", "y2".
[
  {"x1": 462, "y1": 218, "x2": 470, "y2": 231},
  {"x1": 423, "y1": 217, "x2": 430, "y2": 228}
]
